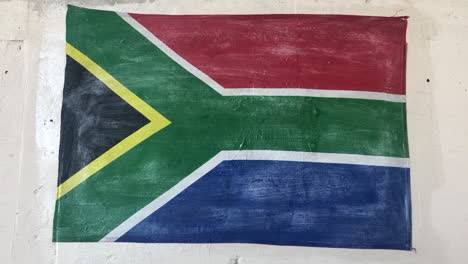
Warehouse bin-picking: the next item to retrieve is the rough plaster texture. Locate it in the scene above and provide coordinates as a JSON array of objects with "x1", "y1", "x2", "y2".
[{"x1": 0, "y1": 0, "x2": 467, "y2": 263}]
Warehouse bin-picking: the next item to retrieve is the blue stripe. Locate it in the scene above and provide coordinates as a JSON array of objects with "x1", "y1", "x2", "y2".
[{"x1": 117, "y1": 160, "x2": 411, "y2": 250}]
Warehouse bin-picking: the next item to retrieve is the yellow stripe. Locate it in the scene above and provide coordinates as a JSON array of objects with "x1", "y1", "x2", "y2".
[{"x1": 57, "y1": 43, "x2": 171, "y2": 199}]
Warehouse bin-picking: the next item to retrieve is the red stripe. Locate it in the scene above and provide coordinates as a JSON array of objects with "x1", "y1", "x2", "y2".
[{"x1": 130, "y1": 14, "x2": 407, "y2": 95}]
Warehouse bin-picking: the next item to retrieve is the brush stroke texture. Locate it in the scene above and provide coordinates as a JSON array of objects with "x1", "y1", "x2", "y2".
[
  {"x1": 118, "y1": 160, "x2": 411, "y2": 250},
  {"x1": 58, "y1": 56, "x2": 149, "y2": 185},
  {"x1": 131, "y1": 13, "x2": 407, "y2": 94}
]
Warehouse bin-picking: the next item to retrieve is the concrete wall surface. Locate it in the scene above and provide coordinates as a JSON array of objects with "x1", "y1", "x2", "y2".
[{"x1": 0, "y1": 0, "x2": 467, "y2": 263}]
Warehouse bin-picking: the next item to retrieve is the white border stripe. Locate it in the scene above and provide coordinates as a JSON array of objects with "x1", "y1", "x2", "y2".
[
  {"x1": 117, "y1": 13, "x2": 406, "y2": 103},
  {"x1": 118, "y1": 13, "x2": 225, "y2": 92},
  {"x1": 101, "y1": 150, "x2": 409, "y2": 242},
  {"x1": 222, "y1": 88, "x2": 405, "y2": 102}
]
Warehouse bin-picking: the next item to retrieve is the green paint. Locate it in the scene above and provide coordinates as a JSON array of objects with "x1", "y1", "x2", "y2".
[{"x1": 53, "y1": 6, "x2": 409, "y2": 241}]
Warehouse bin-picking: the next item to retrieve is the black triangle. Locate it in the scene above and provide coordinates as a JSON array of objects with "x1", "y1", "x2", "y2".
[{"x1": 57, "y1": 56, "x2": 150, "y2": 186}]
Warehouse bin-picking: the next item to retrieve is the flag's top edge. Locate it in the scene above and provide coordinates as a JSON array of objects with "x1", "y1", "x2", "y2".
[{"x1": 67, "y1": 5, "x2": 409, "y2": 20}]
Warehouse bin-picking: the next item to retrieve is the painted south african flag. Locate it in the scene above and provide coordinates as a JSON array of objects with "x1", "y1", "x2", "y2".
[{"x1": 54, "y1": 5, "x2": 411, "y2": 250}]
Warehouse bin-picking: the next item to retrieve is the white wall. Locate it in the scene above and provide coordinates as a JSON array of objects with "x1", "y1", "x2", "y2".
[{"x1": 1, "y1": 0, "x2": 467, "y2": 263}]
